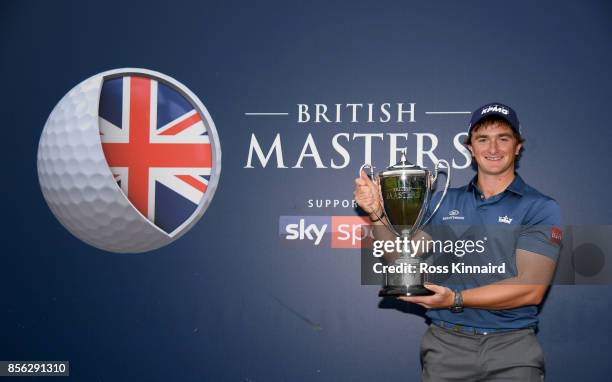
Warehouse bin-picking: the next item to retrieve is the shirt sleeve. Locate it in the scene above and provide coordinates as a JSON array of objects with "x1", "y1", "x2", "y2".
[{"x1": 516, "y1": 198, "x2": 562, "y2": 261}]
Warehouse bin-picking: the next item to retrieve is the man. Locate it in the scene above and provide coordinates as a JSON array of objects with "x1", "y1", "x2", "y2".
[{"x1": 354, "y1": 102, "x2": 561, "y2": 381}]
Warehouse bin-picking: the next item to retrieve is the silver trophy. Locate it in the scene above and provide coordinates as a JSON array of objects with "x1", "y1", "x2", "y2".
[{"x1": 360, "y1": 151, "x2": 450, "y2": 296}]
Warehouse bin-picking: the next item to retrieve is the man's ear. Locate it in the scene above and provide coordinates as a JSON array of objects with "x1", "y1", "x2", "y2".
[
  {"x1": 467, "y1": 144, "x2": 473, "y2": 156},
  {"x1": 515, "y1": 143, "x2": 522, "y2": 156}
]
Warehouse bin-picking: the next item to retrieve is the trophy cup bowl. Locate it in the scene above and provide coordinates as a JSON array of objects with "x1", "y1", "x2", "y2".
[{"x1": 360, "y1": 153, "x2": 450, "y2": 297}]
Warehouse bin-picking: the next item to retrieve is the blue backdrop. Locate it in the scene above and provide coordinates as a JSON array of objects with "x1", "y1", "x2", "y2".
[{"x1": 1, "y1": 0, "x2": 611, "y2": 380}]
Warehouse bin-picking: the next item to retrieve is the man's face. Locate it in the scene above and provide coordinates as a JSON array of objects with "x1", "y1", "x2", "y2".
[{"x1": 467, "y1": 122, "x2": 522, "y2": 176}]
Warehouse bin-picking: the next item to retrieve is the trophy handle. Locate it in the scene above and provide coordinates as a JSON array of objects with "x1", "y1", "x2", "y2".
[
  {"x1": 358, "y1": 163, "x2": 401, "y2": 237},
  {"x1": 358, "y1": 163, "x2": 375, "y2": 180},
  {"x1": 422, "y1": 159, "x2": 451, "y2": 227}
]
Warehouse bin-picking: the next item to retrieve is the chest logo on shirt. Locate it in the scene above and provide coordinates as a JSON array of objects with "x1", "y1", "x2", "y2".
[
  {"x1": 442, "y1": 209, "x2": 465, "y2": 221},
  {"x1": 498, "y1": 215, "x2": 513, "y2": 224}
]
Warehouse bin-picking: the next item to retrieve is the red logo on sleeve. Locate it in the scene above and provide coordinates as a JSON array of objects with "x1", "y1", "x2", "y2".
[{"x1": 551, "y1": 227, "x2": 563, "y2": 245}]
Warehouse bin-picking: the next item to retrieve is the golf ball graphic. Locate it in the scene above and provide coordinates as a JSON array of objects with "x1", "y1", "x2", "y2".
[{"x1": 37, "y1": 68, "x2": 221, "y2": 253}]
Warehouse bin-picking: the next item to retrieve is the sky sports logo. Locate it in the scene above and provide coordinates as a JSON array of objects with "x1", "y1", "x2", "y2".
[{"x1": 279, "y1": 216, "x2": 373, "y2": 248}]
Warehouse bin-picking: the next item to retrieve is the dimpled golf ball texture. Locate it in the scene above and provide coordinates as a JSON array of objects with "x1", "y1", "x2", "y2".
[{"x1": 37, "y1": 69, "x2": 218, "y2": 253}]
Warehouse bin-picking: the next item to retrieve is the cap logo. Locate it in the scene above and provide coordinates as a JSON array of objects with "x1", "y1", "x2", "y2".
[{"x1": 481, "y1": 105, "x2": 509, "y2": 115}]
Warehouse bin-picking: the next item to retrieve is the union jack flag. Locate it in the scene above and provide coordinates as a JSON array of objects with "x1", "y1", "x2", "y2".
[{"x1": 98, "y1": 75, "x2": 212, "y2": 234}]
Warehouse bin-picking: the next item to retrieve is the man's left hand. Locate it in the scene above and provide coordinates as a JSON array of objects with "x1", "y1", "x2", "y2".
[{"x1": 398, "y1": 283, "x2": 454, "y2": 309}]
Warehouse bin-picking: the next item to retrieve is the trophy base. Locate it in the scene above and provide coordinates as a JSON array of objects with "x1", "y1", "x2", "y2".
[{"x1": 378, "y1": 285, "x2": 434, "y2": 297}]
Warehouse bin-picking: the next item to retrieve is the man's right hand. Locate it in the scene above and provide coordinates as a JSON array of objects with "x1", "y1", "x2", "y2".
[{"x1": 354, "y1": 170, "x2": 383, "y2": 220}]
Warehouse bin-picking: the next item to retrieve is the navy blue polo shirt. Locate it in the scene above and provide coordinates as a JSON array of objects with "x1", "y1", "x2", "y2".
[{"x1": 423, "y1": 174, "x2": 561, "y2": 329}]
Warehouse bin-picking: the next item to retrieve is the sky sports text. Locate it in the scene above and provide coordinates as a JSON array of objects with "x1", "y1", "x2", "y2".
[{"x1": 278, "y1": 216, "x2": 373, "y2": 248}]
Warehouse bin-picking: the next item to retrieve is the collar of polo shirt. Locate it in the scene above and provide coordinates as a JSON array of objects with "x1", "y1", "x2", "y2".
[{"x1": 466, "y1": 174, "x2": 526, "y2": 198}]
